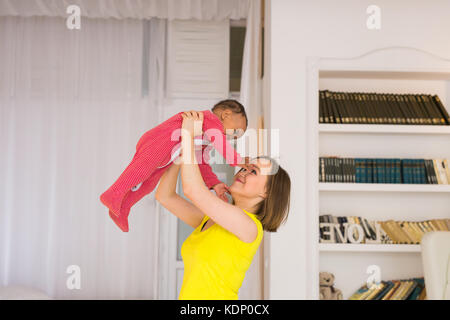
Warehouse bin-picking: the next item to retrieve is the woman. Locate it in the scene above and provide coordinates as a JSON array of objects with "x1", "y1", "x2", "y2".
[{"x1": 155, "y1": 111, "x2": 291, "y2": 300}]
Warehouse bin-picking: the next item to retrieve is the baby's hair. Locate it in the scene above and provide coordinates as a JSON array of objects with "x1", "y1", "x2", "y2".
[{"x1": 212, "y1": 99, "x2": 248, "y2": 127}]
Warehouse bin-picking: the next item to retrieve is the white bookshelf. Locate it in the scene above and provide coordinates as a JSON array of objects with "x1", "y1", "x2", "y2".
[
  {"x1": 319, "y1": 183, "x2": 450, "y2": 193},
  {"x1": 306, "y1": 47, "x2": 450, "y2": 300},
  {"x1": 319, "y1": 244, "x2": 421, "y2": 253},
  {"x1": 319, "y1": 124, "x2": 450, "y2": 135}
]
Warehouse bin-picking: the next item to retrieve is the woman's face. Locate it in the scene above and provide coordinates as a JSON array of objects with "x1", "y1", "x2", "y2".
[{"x1": 229, "y1": 158, "x2": 272, "y2": 200}]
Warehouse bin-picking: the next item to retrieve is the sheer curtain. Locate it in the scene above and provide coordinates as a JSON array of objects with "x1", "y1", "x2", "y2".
[
  {"x1": 0, "y1": 16, "x2": 165, "y2": 299},
  {"x1": 0, "y1": 0, "x2": 250, "y2": 20}
]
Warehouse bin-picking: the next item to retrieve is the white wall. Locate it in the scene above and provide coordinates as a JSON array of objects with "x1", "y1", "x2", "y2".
[{"x1": 266, "y1": 0, "x2": 450, "y2": 299}]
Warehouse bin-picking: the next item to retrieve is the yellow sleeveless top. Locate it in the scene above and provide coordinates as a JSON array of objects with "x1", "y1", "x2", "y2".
[{"x1": 179, "y1": 210, "x2": 263, "y2": 300}]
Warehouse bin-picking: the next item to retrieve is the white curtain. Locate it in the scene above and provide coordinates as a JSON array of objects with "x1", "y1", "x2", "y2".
[
  {"x1": 0, "y1": 15, "x2": 166, "y2": 299},
  {"x1": 0, "y1": 0, "x2": 250, "y2": 20},
  {"x1": 238, "y1": 0, "x2": 264, "y2": 299}
]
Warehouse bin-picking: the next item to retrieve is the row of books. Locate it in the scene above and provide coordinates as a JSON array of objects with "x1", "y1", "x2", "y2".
[
  {"x1": 319, "y1": 215, "x2": 450, "y2": 244},
  {"x1": 319, "y1": 157, "x2": 450, "y2": 184},
  {"x1": 319, "y1": 90, "x2": 450, "y2": 125},
  {"x1": 349, "y1": 278, "x2": 426, "y2": 300}
]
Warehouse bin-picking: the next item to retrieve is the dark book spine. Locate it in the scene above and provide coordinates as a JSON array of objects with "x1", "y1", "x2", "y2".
[
  {"x1": 324, "y1": 91, "x2": 332, "y2": 123},
  {"x1": 360, "y1": 93, "x2": 374, "y2": 124},
  {"x1": 373, "y1": 158, "x2": 378, "y2": 183},
  {"x1": 330, "y1": 92, "x2": 343, "y2": 124},
  {"x1": 405, "y1": 94, "x2": 425, "y2": 125},
  {"x1": 324, "y1": 91, "x2": 335, "y2": 123},
  {"x1": 355, "y1": 158, "x2": 362, "y2": 183},
  {"x1": 319, "y1": 91, "x2": 324, "y2": 123},
  {"x1": 329, "y1": 157, "x2": 334, "y2": 183},
  {"x1": 427, "y1": 159, "x2": 438, "y2": 184},
  {"x1": 377, "y1": 159, "x2": 385, "y2": 183},
  {"x1": 402, "y1": 159, "x2": 410, "y2": 184},
  {"x1": 432, "y1": 95, "x2": 450, "y2": 125},
  {"x1": 377, "y1": 93, "x2": 390, "y2": 124},
  {"x1": 343, "y1": 92, "x2": 356, "y2": 124},
  {"x1": 319, "y1": 157, "x2": 322, "y2": 182},
  {"x1": 343, "y1": 158, "x2": 347, "y2": 183},
  {"x1": 401, "y1": 94, "x2": 419, "y2": 125},
  {"x1": 385, "y1": 159, "x2": 391, "y2": 183},
  {"x1": 395, "y1": 94, "x2": 413, "y2": 125},
  {"x1": 380, "y1": 93, "x2": 396, "y2": 124},
  {"x1": 337, "y1": 92, "x2": 351, "y2": 124},
  {"x1": 386, "y1": 94, "x2": 402, "y2": 124},
  {"x1": 335, "y1": 158, "x2": 339, "y2": 183},
  {"x1": 351, "y1": 158, "x2": 356, "y2": 183},
  {"x1": 411, "y1": 94, "x2": 432, "y2": 125},
  {"x1": 363, "y1": 158, "x2": 368, "y2": 183},
  {"x1": 419, "y1": 159, "x2": 426, "y2": 184},
  {"x1": 351, "y1": 92, "x2": 366, "y2": 124},
  {"x1": 387, "y1": 94, "x2": 407, "y2": 124},
  {"x1": 415, "y1": 159, "x2": 420, "y2": 184},
  {"x1": 368, "y1": 93, "x2": 382, "y2": 124},
  {"x1": 419, "y1": 94, "x2": 439, "y2": 125},
  {"x1": 396, "y1": 159, "x2": 402, "y2": 184},
  {"x1": 401, "y1": 159, "x2": 407, "y2": 184}
]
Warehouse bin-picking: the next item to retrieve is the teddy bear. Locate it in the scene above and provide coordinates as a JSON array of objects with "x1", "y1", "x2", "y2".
[{"x1": 319, "y1": 272, "x2": 343, "y2": 300}]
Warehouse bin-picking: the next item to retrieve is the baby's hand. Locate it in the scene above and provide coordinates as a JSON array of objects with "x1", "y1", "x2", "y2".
[{"x1": 212, "y1": 182, "x2": 230, "y2": 202}]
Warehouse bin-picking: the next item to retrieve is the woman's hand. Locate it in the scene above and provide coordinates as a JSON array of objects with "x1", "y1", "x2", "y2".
[{"x1": 181, "y1": 111, "x2": 204, "y2": 137}]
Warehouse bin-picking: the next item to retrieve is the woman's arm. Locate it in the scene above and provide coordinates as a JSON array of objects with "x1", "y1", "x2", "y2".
[
  {"x1": 155, "y1": 162, "x2": 205, "y2": 229},
  {"x1": 180, "y1": 111, "x2": 258, "y2": 243}
]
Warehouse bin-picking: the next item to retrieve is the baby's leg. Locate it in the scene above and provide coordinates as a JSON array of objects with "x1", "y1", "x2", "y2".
[
  {"x1": 108, "y1": 167, "x2": 167, "y2": 232},
  {"x1": 100, "y1": 142, "x2": 172, "y2": 217}
]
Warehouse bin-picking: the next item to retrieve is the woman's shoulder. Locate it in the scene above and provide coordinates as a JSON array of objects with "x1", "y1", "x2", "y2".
[{"x1": 240, "y1": 210, "x2": 264, "y2": 245}]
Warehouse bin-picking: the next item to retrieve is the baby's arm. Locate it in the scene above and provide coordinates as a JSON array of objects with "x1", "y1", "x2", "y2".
[
  {"x1": 198, "y1": 162, "x2": 222, "y2": 189},
  {"x1": 204, "y1": 130, "x2": 244, "y2": 167}
]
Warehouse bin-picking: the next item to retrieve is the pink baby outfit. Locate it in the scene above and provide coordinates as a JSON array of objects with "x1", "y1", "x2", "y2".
[{"x1": 100, "y1": 110, "x2": 243, "y2": 232}]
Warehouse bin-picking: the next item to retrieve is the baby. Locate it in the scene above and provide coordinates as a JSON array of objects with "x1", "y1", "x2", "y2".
[{"x1": 100, "y1": 99, "x2": 249, "y2": 232}]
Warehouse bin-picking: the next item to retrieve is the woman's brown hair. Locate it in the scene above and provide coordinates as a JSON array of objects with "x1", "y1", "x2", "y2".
[{"x1": 253, "y1": 156, "x2": 291, "y2": 232}]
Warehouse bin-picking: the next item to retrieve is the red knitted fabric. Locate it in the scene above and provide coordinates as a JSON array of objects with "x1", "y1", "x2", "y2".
[{"x1": 100, "y1": 110, "x2": 243, "y2": 232}]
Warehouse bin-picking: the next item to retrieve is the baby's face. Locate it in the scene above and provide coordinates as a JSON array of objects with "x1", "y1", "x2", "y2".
[{"x1": 223, "y1": 113, "x2": 247, "y2": 139}]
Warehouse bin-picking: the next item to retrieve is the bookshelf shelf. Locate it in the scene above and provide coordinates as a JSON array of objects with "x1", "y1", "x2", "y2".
[
  {"x1": 318, "y1": 182, "x2": 450, "y2": 193},
  {"x1": 318, "y1": 243, "x2": 421, "y2": 253},
  {"x1": 319, "y1": 124, "x2": 450, "y2": 135}
]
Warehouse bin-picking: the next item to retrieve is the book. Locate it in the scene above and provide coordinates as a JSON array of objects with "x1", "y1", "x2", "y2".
[
  {"x1": 381, "y1": 280, "x2": 401, "y2": 300},
  {"x1": 408, "y1": 278, "x2": 425, "y2": 300},
  {"x1": 349, "y1": 284, "x2": 370, "y2": 300},
  {"x1": 365, "y1": 282, "x2": 386, "y2": 300},
  {"x1": 373, "y1": 281, "x2": 394, "y2": 300},
  {"x1": 432, "y1": 95, "x2": 450, "y2": 124},
  {"x1": 390, "y1": 280, "x2": 409, "y2": 300}
]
